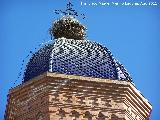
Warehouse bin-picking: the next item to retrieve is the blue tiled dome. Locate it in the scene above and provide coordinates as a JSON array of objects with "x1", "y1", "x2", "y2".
[{"x1": 23, "y1": 38, "x2": 132, "y2": 82}]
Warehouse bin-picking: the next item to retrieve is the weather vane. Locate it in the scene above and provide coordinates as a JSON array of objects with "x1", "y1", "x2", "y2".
[{"x1": 55, "y1": 1, "x2": 85, "y2": 19}]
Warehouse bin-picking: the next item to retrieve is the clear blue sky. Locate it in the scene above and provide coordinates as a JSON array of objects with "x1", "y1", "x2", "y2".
[{"x1": 0, "y1": 0, "x2": 159, "y2": 119}]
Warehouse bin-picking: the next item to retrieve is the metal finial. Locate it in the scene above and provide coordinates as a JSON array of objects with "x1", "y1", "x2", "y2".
[{"x1": 55, "y1": 1, "x2": 85, "y2": 19}]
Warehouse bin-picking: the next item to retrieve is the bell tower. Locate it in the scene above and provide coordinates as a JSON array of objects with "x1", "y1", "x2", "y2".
[{"x1": 5, "y1": 1, "x2": 152, "y2": 120}]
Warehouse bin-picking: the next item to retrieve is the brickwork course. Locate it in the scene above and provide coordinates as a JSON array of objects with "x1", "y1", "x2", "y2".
[{"x1": 5, "y1": 72, "x2": 152, "y2": 120}]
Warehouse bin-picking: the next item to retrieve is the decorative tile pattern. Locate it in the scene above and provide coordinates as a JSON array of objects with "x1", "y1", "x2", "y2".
[{"x1": 23, "y1": 38, "x2": 132, "y2": 82}]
